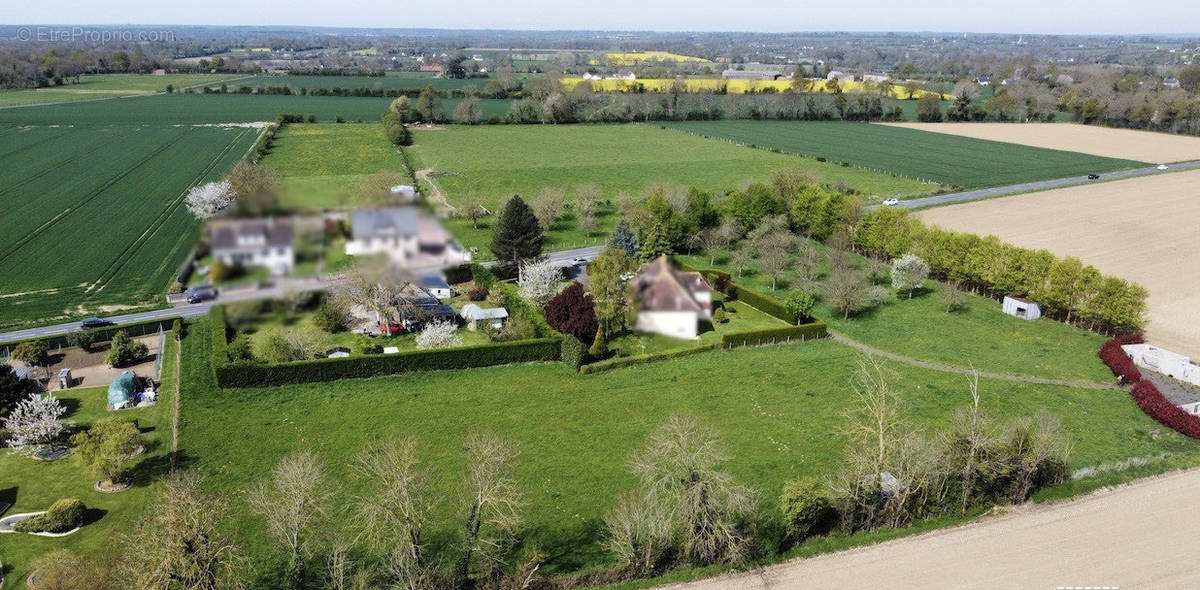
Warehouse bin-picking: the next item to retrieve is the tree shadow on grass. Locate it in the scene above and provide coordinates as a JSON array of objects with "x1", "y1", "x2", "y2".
[
  {"x1": 520, "y1": 518, "x2": 604, "y2": 573},
  {"x1": 0, "y1": 486, "x2": 16, "y2": 514},
  {"x1": 81, "y1": 507, "x2": 108, "y2": 527},
  {"x1": 58, "y1": 396, "x2": 83, "y2": 419},
  {"x1": 127, "y1": 449, "x2": 196, "y2": 488}
]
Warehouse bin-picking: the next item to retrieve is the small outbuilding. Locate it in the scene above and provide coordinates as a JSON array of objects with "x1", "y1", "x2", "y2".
[
  {"x1": 107, "y1": 372, "x2": 137, "y2": 410},
  {"x1": 460, "y1": 304, "x2": 508, "y2": 331},
  {"x1": 325, "y1": 347, "x2": 351, "y2": 359},
  {"x1": 1002, "y1": 296, "x2": 1041, "y2": 320}
]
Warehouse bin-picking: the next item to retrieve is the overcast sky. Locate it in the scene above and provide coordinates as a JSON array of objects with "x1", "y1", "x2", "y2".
[{"x1": 7, "y1": 0, "x2": 1200, "y2": 35}]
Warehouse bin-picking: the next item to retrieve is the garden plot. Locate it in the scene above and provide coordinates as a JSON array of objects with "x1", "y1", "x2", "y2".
[
  {"x1": 881, "y1": 122, "x2": 1200, "y2": 164},
  {"x1": 918, "y1": 169, "x2": 1200, "y2": 359}
]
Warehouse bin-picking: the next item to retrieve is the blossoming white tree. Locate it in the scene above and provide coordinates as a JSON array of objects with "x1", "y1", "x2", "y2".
[
  {"x1": 890, "y1": 254, "x2": 930, "y2": 299},
  {"x1": 185, "y1": 181, "x2": 233, "y2": 220},
  {"x1": 3, "y1": 392, "x2": 69, "y2": 454},
  {"x1": 415, "y1": 320, "x2": 462, "y2": 350},
  {"x1": 518, "y1": 258, "x2": 561, "y2": 308}
]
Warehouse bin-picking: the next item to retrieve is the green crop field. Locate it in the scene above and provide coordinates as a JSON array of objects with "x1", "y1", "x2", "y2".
[
  {"x1": 176, "y1": 317, "x2": 1195, "y2": 580},
  {"x1": 261, "y1": 123, "x2": 406, "y2": 210},
  {"x1": 662, "y1": 121, "x2": 1146, "y2": 189},
  {"x1": 226, "y1": 72, "x2": 526, "y2": 93},
  {"x1": 0, "y1": 124, "x2": 260, "y2": 329},
  {"x1": 0, "y1": 74, "x2": 249, "y2": 107},
  {"x1": 0, "y1": 93, "x2": 512, "y2": 126}
]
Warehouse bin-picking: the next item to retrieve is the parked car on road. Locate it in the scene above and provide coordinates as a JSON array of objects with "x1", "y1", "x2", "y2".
[
  {"x1": 1087, "y1": 173, "x2": 1101, "y2": 180},
  {"x1": 185, "y1": 284, "x2": 217, "y2": 304},
  {"x1": 1157, "y1": 164, "x2": 1169, "y2": 170},
  {"x1": 570, "y1": 256, "x2": 590, "y2": 265},
  {"x1": 882, "y1": 198, "x2": 900, "y2": 207},
  {"x1": 80, "y1": 317, "x2": 112, "y2": 329}
]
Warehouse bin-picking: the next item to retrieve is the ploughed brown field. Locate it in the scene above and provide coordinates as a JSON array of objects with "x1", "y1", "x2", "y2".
[
  {"x1": 881, "y1": 122, "x2": 1200, "y2": 164},
  {"x1": 917, "y1": 169, "x2": 1200, "y2": 358}
]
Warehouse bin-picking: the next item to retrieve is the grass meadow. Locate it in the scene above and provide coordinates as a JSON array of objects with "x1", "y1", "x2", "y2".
[
  {"x1": 0, "y1": 73, "x2": 248, "y2": 107},
  {"x1": 177, "y1": 317, "x2": 1194, "y2": 580},
  {"x1": 0, "y1": 334, "x2": 179, "y2": 587},
  {"x1": 262, "y1": 123, "x2": 406, "y2": 210},
  {"x1": 0, "y1": 124, "x2": 259, "y2": 330},
  {"x1": 227, "y1": 72, "x2": 530, "y2": 93},
  {"x1": 662, "y1": 121, "x2": 1146, "y2": 189}
]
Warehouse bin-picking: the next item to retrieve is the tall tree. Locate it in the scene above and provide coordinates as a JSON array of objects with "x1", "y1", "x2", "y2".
[
  {"x1": 608, "y1": 218, "x2": 639, "y2": 259},
  {"x1": 415, "y1": 85, "x2": 443, "y2": 122},
  {"x1": 890, "y1": 254, "x2": 930, "y2": 299},
  {"x1": 489, "y1": 196, "x2": 544, "y2": 270},
  {"x1": 248, "y1": 451, "x2": 329, "y2": 589},
  {"x1": 454, "y1": 432, "x2": 523, "y2": 588},
  {"x1": 355, "y1": 437, "x2": 436, "y2": 590},
  {"x1": 587, "y1": 247, "x2": 634, "y2": 354}
]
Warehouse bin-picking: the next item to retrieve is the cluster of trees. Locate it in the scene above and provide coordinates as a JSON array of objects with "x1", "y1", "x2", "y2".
[
  {"x1": 185, "y1": 160, "x2": 282, "y2": 220},
  {"x1": 0, "y1": 45, "x2": 171, "y2": 89},
  {"x1": 854, "y1": 207, "x2": 1148, "y2": 333}
]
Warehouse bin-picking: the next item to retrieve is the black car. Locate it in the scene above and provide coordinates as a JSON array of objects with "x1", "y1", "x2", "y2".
[
  {"x1": 1087, "y1": 173, "x2": 1101, "y2": 180},
  {"x1": 185, "y1": 284, "x2": 218, "y2": 304},
  {"x1": 80, "y1": 317, "x2": 112, "y2": 329}
]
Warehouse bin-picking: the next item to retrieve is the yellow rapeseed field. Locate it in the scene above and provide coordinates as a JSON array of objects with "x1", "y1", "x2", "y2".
[
  {"x1": 561, "y1": 77, "x2": 946, "y2": 99},
  {"x1": 602, "y1": 51, "x2": 712, "y2": 65}
]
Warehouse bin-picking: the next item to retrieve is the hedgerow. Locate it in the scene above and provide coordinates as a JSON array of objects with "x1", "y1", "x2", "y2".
[
  {"x1": 0, "y1": 317, "x2": 180, "y2": 352},
  {"x1": 1096, "y1": 333, "x2": 1200, "y2": 441},
  {"x1": 721, "y1": 322, "x2": 828, "y2": 348},
  {"x1": 1098, "y1": 333, "x2": 1144, "y2": 383}
]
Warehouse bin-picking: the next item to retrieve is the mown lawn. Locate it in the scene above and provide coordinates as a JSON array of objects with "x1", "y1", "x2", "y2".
[
  {"x1": 0, "y1": 334, "x2": 178, "y2": 588},
  {"x1": 178, "y1": 318, "x2": 1192, "y2": 579},
  {"x1": 661, "y1": 121, "x2": 1146, "y2": 189},
  {"x1": 678, "y1": 252, "x2": 1113, "y2": 384},
  {"x1": 262, "y1": 123, "x2": 406, "y2": 211},
  {"x1": 404, "y1": 124, "x2": 934, "y2": 212}
]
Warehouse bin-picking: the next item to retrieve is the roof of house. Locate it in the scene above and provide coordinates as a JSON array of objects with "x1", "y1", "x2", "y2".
[
  {"x1": 351, "y1": 207, "x2": 419, "y2": 241},
  {"x1": 418, "y1": 272, "x2": 451, "y2": 290},
  {"x1": 1005, "y1": 295, "x2": 1038, "y2": 305},
  {"x1": 460, "y1": 303, "x2": 509, "y2": 321},
  {"x1": 210, "y1": 218, "x2": 293, "y2": 251},
  {"x1": 633, "y1": 255, "x2": 712, "y2": 313}
]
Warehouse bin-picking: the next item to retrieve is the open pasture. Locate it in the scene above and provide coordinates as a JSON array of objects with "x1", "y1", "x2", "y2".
[
  {"x1": 230, "y1": 71, "x2": 525, "y2": 93},
  {"x1": 918, "y1": 169, "x2": 1200, "y2": 359},
  {"x1": 261, "y1": 123, "x2": 404, "y2": 210},
  {"x1": 405, "y1": 123, "x2": 932, "y2": 210},
  {"x1": 0, "y1": 124, "x2": 259, "y2": 329},
  {"x1": 179, "y1": 318, "x2": 1190, "y2": 578},
  {"x1": 662, "y1": 120, "x2": 1145, "y2": 189},
  {"x1": 0, "y1": 73, "x2": 247, "y2": 107},
  {"x1": 882, "y1": 122, "x2": 1200, "y2": 164}
]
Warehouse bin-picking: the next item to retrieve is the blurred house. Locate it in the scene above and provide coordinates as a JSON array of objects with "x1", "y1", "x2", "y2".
[
  {"x1": 209, "y1": 218, "x2": 294, "y2": 275},
  {"x1": 345, "y1": 207, "x2": 470, "y2": 270},
  {"x1": 631, "y1": 256, "x2": 713, "y2": 339}
]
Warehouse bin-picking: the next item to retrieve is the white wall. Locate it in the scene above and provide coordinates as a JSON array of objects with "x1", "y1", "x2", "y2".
[
  {"x1": 1123, "y1": 343, "x2": 1200, "y2": 387},
  {"x1": 635, "y1": 311, "x2": 699, "y2": 339}
]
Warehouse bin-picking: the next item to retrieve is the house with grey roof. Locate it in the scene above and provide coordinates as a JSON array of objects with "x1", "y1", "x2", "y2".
[
  {"x1": 346, "y1": 207, "x2": 471, "y2": 269},
  {"x1": 209, "y1": 217, "x2": 294, "y2": 276}
]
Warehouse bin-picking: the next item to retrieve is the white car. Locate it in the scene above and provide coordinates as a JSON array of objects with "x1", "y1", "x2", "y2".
[
  {"x1": 882, "y1": 198, "x2": 900, "y2": 207},
  {"x1": 570, "y1": 256, "x2": 589, "y2": 265},
  {"x1": 1157, "y1": 164, "x2": 1169, "y2": 170}
]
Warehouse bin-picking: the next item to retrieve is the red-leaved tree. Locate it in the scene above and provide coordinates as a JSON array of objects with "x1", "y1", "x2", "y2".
[{"x1": 544, "y1": 282, "x2": 598, "y2": 341}]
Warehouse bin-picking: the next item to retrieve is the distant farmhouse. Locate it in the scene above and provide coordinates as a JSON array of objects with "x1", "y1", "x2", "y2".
[
  {"x1": 721, "y1": 69, "x2": 785, "y2": 80},
  {"x1": 346, "y1": 207, "x2": 471, "y2": 269},
  {"x1": 209, "y1": 218, "x2": 295, "y2": 276},
  {"x1": 631, "y1": 256, "x2": 713, "y2": 339}
]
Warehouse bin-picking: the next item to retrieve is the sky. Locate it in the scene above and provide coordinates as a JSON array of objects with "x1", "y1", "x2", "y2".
[{"x1": 7, "y1": 0, "x2": 1200, "y2": 35}]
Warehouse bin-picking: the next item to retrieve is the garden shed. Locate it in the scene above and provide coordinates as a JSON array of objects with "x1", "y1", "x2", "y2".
[
  {"x1": 107, "y1": 371, "x2": 137, "y2": 409},
  {"x1": 1002, "y1": 296, "x2": 1042, "y2": 320}
]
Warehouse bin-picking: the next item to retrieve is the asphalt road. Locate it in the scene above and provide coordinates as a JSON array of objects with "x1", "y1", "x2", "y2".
[
  {"x1": 0, "y1": 245, "x2": 606, "y2": 344},
  {"x1": 896, "y1": 159, "x2": 1200, "y2": 209}
]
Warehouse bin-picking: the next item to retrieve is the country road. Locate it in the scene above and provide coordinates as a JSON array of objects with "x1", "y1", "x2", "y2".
[
  {"x1": 0, "y1": 246, "x2": 605, "y2": 344},
  {"x1": 660, "y1": 467, "x2": 1200, "y2": 590},
  {"x1": 896, "y1": 159, "x2": 1200, "y2": 209}
]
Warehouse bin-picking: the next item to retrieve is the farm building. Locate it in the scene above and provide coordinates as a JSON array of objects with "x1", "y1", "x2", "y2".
[
  {"x1": 631, "y1": 256, "x2": 713, "y2": 339},
  {"x1": 1002, "y1": 296, "x2": 1041, "y2": 320},
  {"x1": 1121, "y1": 343, "x2": 1200, "y2": 387},
  {"x1": 209, "y1": 218, "x2": 295, "y2": 276}
]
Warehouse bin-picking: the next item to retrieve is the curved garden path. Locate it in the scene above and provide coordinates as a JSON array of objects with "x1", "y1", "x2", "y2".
[{"x1": 828, "y1": 332, "x2": 1114, "y2": 390}]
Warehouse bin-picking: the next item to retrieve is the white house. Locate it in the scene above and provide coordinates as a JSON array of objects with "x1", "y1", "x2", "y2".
[
  {"x1": 1002, "y1": 296, "x2": 1041, "y2": 320},
  {"x1": 1122, "y1": 343, "x2": 1200, "y2": 387},
  {"x1": 461, "y1": 304, "x2": 508, "y2": 331},
  {"x1": 631, "y1": 256, "x2": 713, "y2": 339},
  {"x1": 346, "y1": 207, "x2": 471, "y2": 269},
  {"x1": 209, "y1": 218, "x2": 294, "y2": 276}
]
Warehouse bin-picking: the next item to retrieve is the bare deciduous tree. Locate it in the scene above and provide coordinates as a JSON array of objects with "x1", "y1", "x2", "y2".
[
  {"x1": 355, "y1": 437, "x2": 437, "y2": 590},
  {"x1": 824, "y1": 267, "x2": 873, "y2": 319},
  {"x1": 122, "y1": 472, "x2": 245, "y2": 590},
  {"x1": 531, "y1": 187, "x2": 567, "y2": 230},
  {"x1": 455, "y1": 193, "x2": 489, "y2": 230},
  {"x1": 249, "y1": 451, "x2": 330, "y2": 589},
  {"x1": 603, "y1": 489, "x2": 675, "y2": 576},
  {"x1": 455, "y1": 432, "x2": 524, "y2": 589},
  {"x1": 941, "y1": 280, "x2": 968, "y2": 313},
  {"x1": 332, "y1": 260, "x2": 422, "y2": 333}
]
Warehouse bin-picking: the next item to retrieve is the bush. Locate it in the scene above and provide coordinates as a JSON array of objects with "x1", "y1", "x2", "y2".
[
  {"x1": 66, "y1": 330, "x2": 99, "y2": 352},
  {"x1": 780, "y1": 478, "x2": 836, "y2": 541},
  {"x1": 227, "y1": 333, "x2": 256, "y2": 364},
  {"x1": 470, "y1": 263, "x2": 496, "y2": 290},
  {"x1": 561, "y1": 334, "x2": 588, "y2": 370},
  {"x1": 354, "y1": 333, "x2": 383, "y2": 356},
  {"x1": 713, "y1": 307, "x2": 728, "y2": 324},
  {"x1": 1130, "y1": 380, "x2": 1200, "y2": 439},
  {"x1": 312, "y1": 302, "x2": 349, "y2": 333},
  {"x1": 544, "y1": 282, "x2": 598, "y2": 341},
  {"x1": 169, "y1": 281, "x2": 185, "y2": 294},
  {"x1": 14, "y1": 498, "x2": 85, "y2": 533},
  {"x1": 105, "y1": 330, "x2": 148, "y2": 368},
  {"x1": 467, "y1": 285, "x2": 488, "y2": 301},
  {"x1": 1098, "y1": 333, "x2": 1144, "y2": 383}
]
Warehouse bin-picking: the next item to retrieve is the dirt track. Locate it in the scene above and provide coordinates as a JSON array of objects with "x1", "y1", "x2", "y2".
[
  {"x1": 661, "y1": 468, "x2": 1200, "y2": 590},
  {"x1": 881, "y1": 122, "x2": 1200, "y2": 164},
  {"x1": 918, "y1": 169, "x2": 1200, "y2": 359}
]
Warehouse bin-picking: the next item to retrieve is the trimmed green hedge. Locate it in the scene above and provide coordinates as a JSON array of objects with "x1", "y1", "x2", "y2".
[
  {"x1": 215, "y1": 338, "x2": 563, "y2": 387},
  {"x1": 209, "y1": 305, "x2": 562, "y2": 387},
  {"x1": 677, "y1": 260, "x2": 799, "y2": 324},
  {"x1": 722, "y1": 321, "x2": 828, "y2": 348},
  {"x1": 580, "y1": 344, "x2": 720, "y2": 374},
  {"x1": 0, "y1": 316, "x2": 180, "y2": 352}
]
